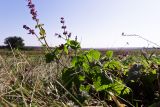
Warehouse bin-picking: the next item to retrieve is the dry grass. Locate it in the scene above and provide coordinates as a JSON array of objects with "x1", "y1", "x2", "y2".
[{"x1": 0, "y1": 51, "x2": 70, "y2": 106}]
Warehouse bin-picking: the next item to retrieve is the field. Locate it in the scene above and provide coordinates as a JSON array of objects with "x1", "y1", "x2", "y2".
[
  {"x1": 0, "y1": 48, "x2": 160, "y2": 107},
  {"x1": 1, "y1": 0, "x2": 160, "y2": 106},
  {"x1": 0, "y1": 49, "x2": 62, "y2": 106}
]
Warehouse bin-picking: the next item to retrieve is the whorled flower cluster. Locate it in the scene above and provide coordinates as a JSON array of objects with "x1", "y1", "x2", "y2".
[
  {"x1": 23, "y1": 25, "x2": 35, "y2": 35},
  {"x1": 55, "y1": 17, "x2": 71, "y2": 39},
  {"x1": 27, "y1": 0, "x2": 38, "y2": 21}
]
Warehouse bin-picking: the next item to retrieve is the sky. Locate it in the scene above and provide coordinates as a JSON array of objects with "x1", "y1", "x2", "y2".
[{"x1": 1, "y1": 0, "x2": 160, "y2": 48}]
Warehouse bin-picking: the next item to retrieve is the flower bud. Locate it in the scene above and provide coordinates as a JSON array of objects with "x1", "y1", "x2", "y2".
[
  {"x1": 63, "y1": 31, "x2": 67, "y2": 35},
  {"x1": 61, "y1": 17, "x2": 64, "y2": 20},
  {"x1": 28, "y1": 29, "x2": 35, "y2": 35},
  {"x1": 68, "y1": 33, "x2": 71, "y2": 38},
  {"x1": 62, "y1": 26, "x2": 66, "y2": 29},
  {"x1": 58, "y1": 35, "x2": 62, "y2": 38},
  {"x1": 55, "y1": 33, "x2": 59, "y2": 36},
  {"x1": 60, "y1": 20, "x2": 65, "y2": 23}
]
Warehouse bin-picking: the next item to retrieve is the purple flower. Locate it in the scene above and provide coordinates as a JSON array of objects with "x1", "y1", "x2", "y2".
[
  {"x1": 61, "y1": 17, "x2": 64, "y2": 20},
  {"x1": 28, "y1": 4, "x2": 35, "y2": 8},
  {"x1": 61, "y1": 26, "x2": 66, "y2": 29},
  {"x1": 23, "y1": 25, "x2": 35, "y2": 35},
  {"x1": 55, "y1": 33, "x2": 59, "y2": 36},
  {"x1": 63, "y1": 31, "x2": 68, "y2": 35},
  {"x1": 27, "y1": 0, "x2": 38, "y2": 20},
  {"x1": 23, "y1": 25, "x2": 30, "y2": 30},
  {"x1": 68, "y1": 33, "x2": 71, "y2": 38},
  {"x1": 58, "y1": 35, "x2": 62, "y2": 38},
  {"x1": 28, "y1": 29, "x2": 35, "y2": 35},
  {"x1": 60, "y1": 20, "x2": 65, "y2": 24}
]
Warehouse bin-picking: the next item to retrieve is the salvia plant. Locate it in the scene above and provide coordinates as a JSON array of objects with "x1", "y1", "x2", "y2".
[{"x1": 23, "y1": 0, "x2": 160, "y2": 106}]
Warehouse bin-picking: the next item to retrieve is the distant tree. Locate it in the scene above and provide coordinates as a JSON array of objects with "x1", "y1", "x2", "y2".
[{"x1": 4, "y1": 36, "x2": 25, "y2": 49}]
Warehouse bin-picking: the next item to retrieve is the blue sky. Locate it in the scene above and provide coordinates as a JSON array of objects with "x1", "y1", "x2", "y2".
[{"x1": 1, "y1": 0, "x2": 160, "y2": 48}]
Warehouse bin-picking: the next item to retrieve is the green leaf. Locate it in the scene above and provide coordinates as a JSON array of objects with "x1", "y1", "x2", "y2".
[
  {"x1": 83, "y1": 63, "x2": 89, "y2": 71},
  {"x1": 80, "y1": 85, "x2": 90, "y2": 92},
  {"x1": 64, "y1": 44, "x2": 68, "y2": 54},
  {"x1": 66, "y1": 40, "x2": 81, "y2": 50},
  {"x1": 112, "y1": 81, "x2": 130, "y2": 95},
  {"x1": 66, "y1": 39, "x2": 71, "y2": 45},
  {"x1": 62, "y1": 67, "x2": 81, "y2": 90},
  {"x1": 79, "y1": 75, "x2": 85, "y2": 81},
  {"x1": 70, "y1": 40, "x2": 81, "y2": 50},
  {"x1": 151, "y1": 69, "x2": 156, "y2": 74},
  {"x1": 39, "y1": 27, "x2": 46, "y2": 36},
  {"x1": 103, "y1": 60, "x2": 121, "y2": 70},
  {"x1": 80, "y1": 85, "x2": 85, "y2": 92},
  {"x1": 96, "y1": 85, "x2": 110, "y2": 91},
  {"x1": 71, "y1": 57, "x2": 77, "y2": 67},
  {"x1": 86, "y1": 49, "x2": 101, "y2": 62},
  {"x1": 45, "y1": 52, "x2": 56, "y2": 63},
  {"x1": 106, "y1": 51, "x2": 113, "y2": 60},
  {"x1": 35, "y1": 24, "x2": 44, "y2": 28},
  {"x1": 93, "y1": 76, "x2": 101, "y2": 91},
  {"x1": 62, "y1": 68, "x2": 75, "y2": 89}
]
